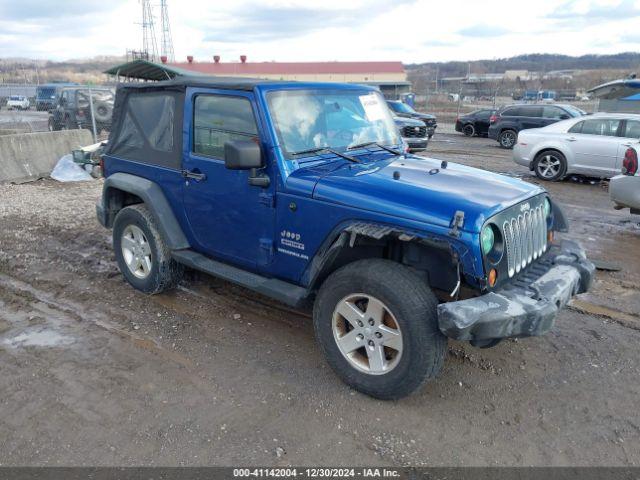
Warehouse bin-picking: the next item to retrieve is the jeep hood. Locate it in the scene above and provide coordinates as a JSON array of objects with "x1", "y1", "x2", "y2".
[{"x1": 312, "y1": 156, "x2": 543, "y2": 233}]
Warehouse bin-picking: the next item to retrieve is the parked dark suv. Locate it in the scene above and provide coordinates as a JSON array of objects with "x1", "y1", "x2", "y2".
[
  {"x1": 387, "y1": 100, "x2": 437, "y2": 138},
  {"x1": 488, "y1": 104, "x2": 586, "y2": 149}
]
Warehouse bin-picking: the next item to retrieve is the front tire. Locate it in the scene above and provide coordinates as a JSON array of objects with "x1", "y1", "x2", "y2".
[
  {"x1": 113, "y1": 204, "x2": 183, "y2": 294},
  {"x1": 313, "y1": 259, "x2": 447, "y2": 399},
  {"x1": 498, "y1": 129, "x2": 517, "y2": 149},
  {"x1": 533, "y1": 150, "x2": 567, "y2": 181}
]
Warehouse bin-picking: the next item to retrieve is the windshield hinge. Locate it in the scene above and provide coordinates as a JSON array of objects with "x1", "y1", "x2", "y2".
[
  {"x1": 259, "y1": 192, "x2": 275, "y2": 208},
  {"x1": 449, "y1": 210, "x2": 465, "y2": 238}
]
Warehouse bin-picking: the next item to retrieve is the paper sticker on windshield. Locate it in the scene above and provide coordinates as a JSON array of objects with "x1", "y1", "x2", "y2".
[{"x1": 359, "y1": 93, "x2": 385, "y2": 121}]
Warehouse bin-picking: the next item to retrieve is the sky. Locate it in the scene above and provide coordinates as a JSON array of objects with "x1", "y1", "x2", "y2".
[{"x1": 0, "y1": 0, "x2": 639, "y2": 63}]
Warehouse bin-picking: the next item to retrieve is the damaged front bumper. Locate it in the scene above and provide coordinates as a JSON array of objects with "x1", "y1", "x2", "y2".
[{"x1": 437, "y1": 240, "x2": 595, "y2": 342}]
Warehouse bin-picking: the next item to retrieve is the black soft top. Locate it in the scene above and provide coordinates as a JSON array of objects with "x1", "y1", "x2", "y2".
[{"x1": 114, "y1": 75, "x2": 275, "y2": 93}]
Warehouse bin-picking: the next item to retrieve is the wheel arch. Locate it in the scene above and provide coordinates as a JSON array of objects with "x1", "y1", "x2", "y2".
[
  {"x1": 100, "y1": 172, "x2": 190, "y2": 250},
  {"x1": 304, "y1": 221, "x2": 461, "y2": 296}
]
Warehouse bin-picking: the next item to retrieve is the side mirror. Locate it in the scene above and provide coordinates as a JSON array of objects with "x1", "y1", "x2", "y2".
[
  {"x1": 224, "y1": 140, "x2": 263, "y2": 170},
  {"x1": 224, "y1": 139, "x2": 270, "y2": 188},
  {"x1": 559, "y1": 114, "x2": 570, "y2": 120}
]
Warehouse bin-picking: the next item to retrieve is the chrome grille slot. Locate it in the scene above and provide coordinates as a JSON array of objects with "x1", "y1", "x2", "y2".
[{"x1": 500, "y1": 202, "x2": 548, "y2": 278}]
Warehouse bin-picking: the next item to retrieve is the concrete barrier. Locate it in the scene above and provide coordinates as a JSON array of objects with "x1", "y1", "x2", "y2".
[{"x1": 0, "y1": 130, "x2": 93, "y2": 184}]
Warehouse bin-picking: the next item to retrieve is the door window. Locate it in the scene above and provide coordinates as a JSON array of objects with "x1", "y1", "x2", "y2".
[
  {"x1": 522, "y1": 106, "x2": 543, "y2": 117},
  {"x1": 542, "y1": 106, "x2": 565, "y2": 119},
  {"x1": 568, "y1": 121, "x2": 583, "y2": 133},
  {"x1": 622, "y1": 120, "x2": 640, "y2": 139},
  {"x1": 580, "y1": 119, "x2": 620, "y2": 136},
  {"x1": 193, "y1": 95, "x2": 258, "y2": 159}
]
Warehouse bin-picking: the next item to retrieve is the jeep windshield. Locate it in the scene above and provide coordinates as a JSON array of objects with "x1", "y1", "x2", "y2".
[{"x1": 267, "y1": 89, "x2": 400, "y2": 160}]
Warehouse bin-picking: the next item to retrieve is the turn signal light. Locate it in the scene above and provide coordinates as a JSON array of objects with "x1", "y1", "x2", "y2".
[
  {"x1": 488, "y1": 268, "x2": 498, "y2": 287},
  {"x1": 548, "y1": 230, "x2": 554, "y2": 244}
]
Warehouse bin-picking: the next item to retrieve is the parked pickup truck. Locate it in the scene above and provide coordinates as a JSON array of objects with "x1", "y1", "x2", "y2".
[{"x1": 97, "y1": 77, "x2": 594, "y2": 399}]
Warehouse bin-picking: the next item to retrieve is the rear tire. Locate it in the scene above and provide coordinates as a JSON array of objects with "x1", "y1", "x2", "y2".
[
  {"x1": 533, "y1": 150, "x2": 567, "y2": 181},
  {"x1": 462, "y1": 124, "x2": 475, "y2": 136},
  {"x1": 113, "y1": 204, "x2": 183, "y2": 294},
  {"x1": 498, "y1": 129, "x2": 517, "y2": 149},
  {"x1": 313, "y1": 259, "x2": 447, "y2": 400}
]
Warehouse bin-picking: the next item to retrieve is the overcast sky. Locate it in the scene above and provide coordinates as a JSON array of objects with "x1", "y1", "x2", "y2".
[{"x1": 0, "y1": 0, "x2": 639, "y2": 63}]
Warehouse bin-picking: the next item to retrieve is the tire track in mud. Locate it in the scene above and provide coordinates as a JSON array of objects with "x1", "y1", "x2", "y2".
[{"x1": 0, "y1": 272, "x2": 195, "y2": 368}]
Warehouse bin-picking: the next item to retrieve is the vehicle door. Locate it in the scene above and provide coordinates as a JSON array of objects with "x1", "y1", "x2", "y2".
[
  {"x1": 617, "y1": 119, "x2": 640, "y2": 170},
  {"x1": 542, "y1": 106, "x2": 570, "y2": 127},
  {"x1": 519, "y1": 106, "x2": 544, "y2": 130},
  {"x1": 181, "y1": 88, "x2": 276, "y2": 271},
  {"x1": 569, "y1": 118, "x2": 622, "y2": 176}
]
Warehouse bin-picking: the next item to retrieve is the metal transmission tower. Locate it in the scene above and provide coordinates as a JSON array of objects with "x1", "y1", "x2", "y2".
[
  {"x1": 141, "y1": 0, "x2": 158, "y2": 62},
  {"x1": 159, "y1": 0, "x2": 175, "y2": 62}
]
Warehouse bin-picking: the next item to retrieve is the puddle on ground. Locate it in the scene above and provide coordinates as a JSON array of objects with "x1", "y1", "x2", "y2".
[{"x1": 2, "y1": 328, "x2": 74, "y2": 349}]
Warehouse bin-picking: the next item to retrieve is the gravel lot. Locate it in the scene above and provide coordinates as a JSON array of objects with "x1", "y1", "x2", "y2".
[{"x1": 1, "y1": 133, "x2": 639, "y2": 466}]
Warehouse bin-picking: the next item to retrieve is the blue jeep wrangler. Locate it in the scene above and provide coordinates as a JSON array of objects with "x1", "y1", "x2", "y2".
[{"x1": 97, "y1": 77, "x2": 594, "y2": 399}]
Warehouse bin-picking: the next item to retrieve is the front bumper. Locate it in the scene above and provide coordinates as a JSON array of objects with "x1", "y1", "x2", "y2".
[
  {"x1": 403, "y1": 137, "x2": 429, "y2": 152},
  {"x1": 437, "y1": 240, "x2": 594, "y2": 341}
]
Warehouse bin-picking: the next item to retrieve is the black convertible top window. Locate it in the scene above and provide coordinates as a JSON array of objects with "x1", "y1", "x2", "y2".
[{"x1": 106, "y1": 88, "x2": 184, "y2": 169}]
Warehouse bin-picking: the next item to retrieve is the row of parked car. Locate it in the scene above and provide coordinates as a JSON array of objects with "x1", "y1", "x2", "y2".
[{"x1": 455, "y1": 103, "x2": 640, "y2": 214}]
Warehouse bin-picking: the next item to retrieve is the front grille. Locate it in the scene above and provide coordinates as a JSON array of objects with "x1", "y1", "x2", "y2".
[
  {"x1": 401, "y1": 125, "x2": 427, "y2": 138},
  {"x1": 502, "y1": 205, "x2": 547, "y2": 278}
]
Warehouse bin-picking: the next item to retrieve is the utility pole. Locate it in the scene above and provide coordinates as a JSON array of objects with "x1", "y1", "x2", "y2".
[{"x1": 159, "y1": 0, "x2": 175, "y2": 62}]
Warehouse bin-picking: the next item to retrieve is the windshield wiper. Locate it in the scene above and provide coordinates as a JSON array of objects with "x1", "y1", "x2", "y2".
[
  {"x1": 347, "y1": 142, "x2": 402, "y2": 155},
  {"x1": 290, "y1": 147, "x2": 360, "y2": 163}
]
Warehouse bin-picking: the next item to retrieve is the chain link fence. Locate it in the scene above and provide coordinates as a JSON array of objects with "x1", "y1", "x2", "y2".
[{"x1": 1, "y1": 83, "x2": 114, "y2": 142}]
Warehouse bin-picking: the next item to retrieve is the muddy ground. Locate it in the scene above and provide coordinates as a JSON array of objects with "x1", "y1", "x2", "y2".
[{"x1": 0, "y1": 133, "x2": 639, "y2": 466}]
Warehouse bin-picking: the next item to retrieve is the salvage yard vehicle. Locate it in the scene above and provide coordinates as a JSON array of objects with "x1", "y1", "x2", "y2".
[
  {"x1": 489, "y1": 103, "x2": 586, "y2": 149},
  {"x1": 610, "y1": 145, "x2": 640, "y2": 214},
  {"x1": 387, "y1": 100, "x2": 437, "y2": 138},
  {"x1": 6, "y1": 95, "x2": 30, "y2": 110},
  {"x1": 455, "y1": 109, "x2": 496, "y2": 137},
  {"x1": 97, "y1": 77, "x2": 594, "y2": 399},
  {"x1": 513, "y1": 113, "x2": 640, "y2": 181},
  {"x1": 394, "y1": 116, "x2": 429, "y2": 152},
  {"x1": 48, "y1": 86, "x2": 115, "y2": 132}
]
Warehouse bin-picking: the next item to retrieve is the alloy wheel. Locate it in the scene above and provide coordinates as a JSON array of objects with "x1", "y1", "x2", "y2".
[
  {"x1": 121, "y1": 225, "x2": 152, "y2": 279},
  {"x1": 500, "y1": 131, "x2": 516, "y2": 148},
  {"x1": 332, "y1": 293, "x2": 403, "y2": 375},
  {"x1": 536, "y1": 154, "x2": 562, "y2": 179}
]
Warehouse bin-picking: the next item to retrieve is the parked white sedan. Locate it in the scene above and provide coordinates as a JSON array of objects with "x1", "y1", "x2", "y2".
[{"x1": 513, "y1": 113, "x2": 640, "y2": 181}]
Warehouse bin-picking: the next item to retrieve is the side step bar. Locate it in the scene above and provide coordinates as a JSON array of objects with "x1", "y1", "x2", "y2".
[{"x1": 172, "y1": 249, "x2": 308, "y2": 308}]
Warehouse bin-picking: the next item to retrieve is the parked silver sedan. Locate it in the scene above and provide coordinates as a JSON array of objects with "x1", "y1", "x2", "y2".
[
  {"x1": 513, "y1": 113, "x2": 640, "y2": 181},
  {"x1": 610, "y1": 145, "x2": 640, "y2": 214}
]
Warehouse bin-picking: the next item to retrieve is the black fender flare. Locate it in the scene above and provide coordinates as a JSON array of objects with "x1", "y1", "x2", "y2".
[
  {"x1": 302, "y1": 220, "x2": 462, "y2": 293},
  {"x1": 99, "y1": 172, "x2": 190, "y2": 250},
  {"x1": 550, "y1": 197, "x2": 569, "y2": 233}
]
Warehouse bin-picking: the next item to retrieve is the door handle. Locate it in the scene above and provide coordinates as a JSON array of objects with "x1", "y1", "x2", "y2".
[
  {"x1": 567, "y1": 137, "x2": 577, "y2": 142},
  {"x1": 181, "y1": 169, "x2": 206, "y2": 181}
]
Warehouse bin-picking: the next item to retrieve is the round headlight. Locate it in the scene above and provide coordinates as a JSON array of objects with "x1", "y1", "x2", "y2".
[
  {"x1": 544, "y1": 198, "x2": 552, "y2": 217},
  {"x1": 481, "y1": 225, "x2": 495, "y2": 255}
]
